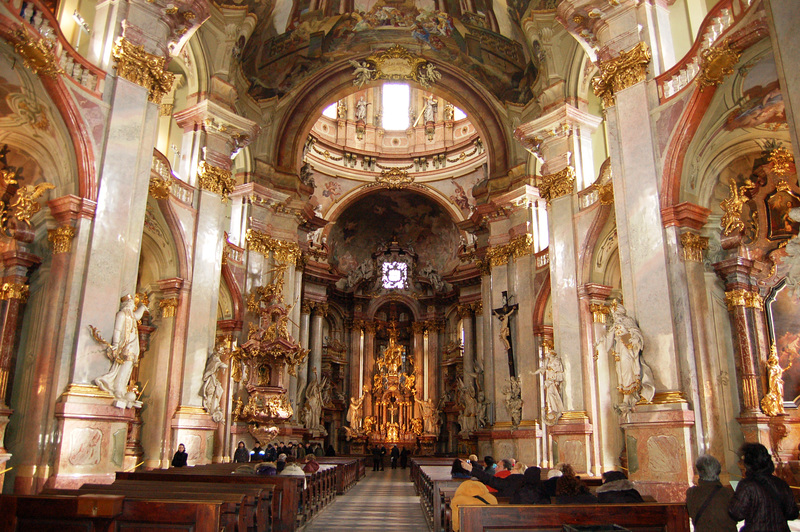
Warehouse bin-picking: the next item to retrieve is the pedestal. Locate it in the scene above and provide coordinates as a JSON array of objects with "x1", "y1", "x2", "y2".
[
  {"x1": 475, "y1": 422, "x2": 542, "y2": 467},
  {"x1": 548, "y1": 411, "x2": 593, "y2": 475},
  {"x1": 171, "y1": 406, "x2": 218, "y2": 466},
  {"x1": 49, "y1": 385, "x2": 135, "y2": 489},
  {"x1": 123, "y1": 411, "x2": 144, "y2": 472},
  {"x1": 458, "y1": 435, "x2": 477, "y2": 457},
  {"x1": 620, "y1": 399, "x2": 695, "y2": 502},
  {"x1": 349, "y1": 436, "x2": 368, "y2": 455},
  {"x1": 418, "y1": 435, "x2": 437, "y2": 456}
]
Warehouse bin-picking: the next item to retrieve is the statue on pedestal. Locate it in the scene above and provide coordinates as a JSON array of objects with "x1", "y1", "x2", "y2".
[
  {"x1": 92, "y1": 294, "x2": 149, "y2": 409},
  {"x1": 202, "y1": 346, "x2": 227, "y2": 422},
  {"x1": 346, "y1": 388, "x2": 366, "y2": 431},
  {"x1": 762, "y1": 346, "x2": 791, "y2": 416},
  {"x1": 595, "y1": 303, "x2": 655, "y2": 414},
  {"x1": 501, "y1": 376, "x2": 523, "y2": 429},
  {"x1": 457, "y1": 378, "x2": 478, "y2": 435},
  {"x1": 535, "y1": 348, "x2": 564, "y2": 425},
  {"x1": 303, "y1": 371, "x2": 327, "y2": 434},
  {"x1": 416, "y1": 396, "x2": 439, "y2": 435}
]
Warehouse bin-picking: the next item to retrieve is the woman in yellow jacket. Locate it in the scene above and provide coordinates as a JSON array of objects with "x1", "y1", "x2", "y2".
[{"x1": 451, "y1": 479, "x2": 498, "y2": 532}]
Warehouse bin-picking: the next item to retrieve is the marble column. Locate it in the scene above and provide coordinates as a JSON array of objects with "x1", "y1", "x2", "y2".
[
  {"x1": 411, "y1": 322, "x2": 426, "y2": 403},
  {"x1": 363, "y1": 322, "x2": 376, "y2": 418},
  {"x1": 297, "y1": 302, "x2": 313, "y2": 410},
  {"x1": 458, "y1": 305, "x2": 475, "y2": 389},
  {"x1": 309, "y1": 304, "x2": 327, "y2": 391}
]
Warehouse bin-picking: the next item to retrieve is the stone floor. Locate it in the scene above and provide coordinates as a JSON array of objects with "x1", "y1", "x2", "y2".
[{"x1": 302, "y1": 466, "x2": 429, "y2": 532}]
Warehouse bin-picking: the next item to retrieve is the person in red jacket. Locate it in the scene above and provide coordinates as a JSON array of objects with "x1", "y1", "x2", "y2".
[{"x1": 303, "y1": 453, "x2": 320, "y2": 473}]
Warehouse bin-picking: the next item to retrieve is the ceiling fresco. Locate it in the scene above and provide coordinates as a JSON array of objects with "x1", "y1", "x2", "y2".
[{"x1": 326, "y1": 188, "x2": 461, "y2": 276}]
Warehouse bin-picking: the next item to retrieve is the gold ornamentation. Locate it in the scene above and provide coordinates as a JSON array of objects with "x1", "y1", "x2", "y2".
[
  {"x1": 149, "y1": 175, "x2": 172, "y2": 199},
  {"x1": 248, "y1": 425, "x2": 280, "y2": 446},
  {"x1": 48, "y1": 225, "x2": 76, "y2": 254},
  {"x1": 697, "y1": 38, "x2": 741, "y2": 91},
  {"x1": 591, "y1": 42, "x2": 652, "y2": 107},
  {"x1": 650, "y1": 391, "x2": 689, "y2": 404},
  {"x1": 111, "y1": 38, "x2": 175, "y2": 104},
  {"x1": 472, "y1": 302, "x2": 483, "y2": 315},
  {"x1": 485, "y1": 234, "x2": 535, "y2": 268},
  {"x1": 61, "y1": 383, "x2": 113, "y2": 399},
  {"x1": 724, "y1": 289, "x2": 763, "y2": 311},
  {"x1": 680, "y1": 232, "x2": 709, "y2": 263},
  {"x1": 245, "y1": 229, "x2": 301, "y2": 264},
  {"x1": 590, "y1": 303, "x2": 610, "y2": 324},
  {"x1": 10, "y1": 28, "x2": 64, "y2": 78},
  {"x1": 9, "y1": 182, "x2": 55, "y2": 223},
  {"x1": 159, "y1": 297, "x2": 178, "y2": 318},
  {"x1": 159, "y1": 103, "x2": 174, "y2": 117},
  {"x1": 597, "y1": 182, "x2": 614, "y2": 205},
  {"x1": 720, "y1": 177, "x2": 754, "y2": 236},
  {"x1": 353, "y1": 45, "x2": 442, "y2": 88},
  {"x1": 0, "y1": 282, "x2": 29, "y2": 302},
  {"x1": 376, "y1": 168, "x2": 414, "y2": 189},
  {"x1": 559, "y1": 411, "x2": 590, "y2": 421},
  {"x1": 769, "y1": 147, "x2": 794, "y2": 177},
  {"x1": 538, "y1": 166, "x2": 575, "y2": 202},
  {"x1": 197, "y1": 161, "x2": 235, "y2": 201},
  {"x1": 457, "y1": 304, "x2": 473, "y2": 319},
  {"x1": 761, "y1": 345, "x2": 789, "y2": 417}
]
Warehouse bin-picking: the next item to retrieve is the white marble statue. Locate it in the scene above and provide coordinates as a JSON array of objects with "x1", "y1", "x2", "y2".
[
  {"x1": 476, "y1": 390, "x2": 489, "y2": 428},
  {"x1": 416, "y1": 396, "x2": 438, "y2": 434},
  {"x1": 355, "y1": 96, "x2": 368, "y2": 122},
  {"x1": 420, "y1": 261, "x2": 445, "y2": 292},
  {"x1": 423, "y1": 94, "x2": 437, "y2": 123},
  {"x1": 501, "y1": 376, "x2": 523, "y2": 429},
  {"x1": 94, "y1": 295, "x2": 148, "y2": 408},
  {"x1": 535, "y1": 349, "x2": 564, "y2": 425},
  {"x1": 457, "y1": 378, "x2": 478, "y2": 435},
  {"x1": 782, "y1": 207, "x2": 800, "y2": 300},
  {"x1": 303, "y1": 373, "x2": 327, "y2": 433},
  {"x1": 346, "y1": 390, "x2": 365, "y2": 431},
  {"x1": 202, "y1": 347, "x2": 227, "y2": 422},
  {"x1": 595, "y1": 303, "x2": 656, "y2": 413}
]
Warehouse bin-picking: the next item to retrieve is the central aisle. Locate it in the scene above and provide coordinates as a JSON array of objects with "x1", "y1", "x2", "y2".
[{"x1": 303, "y1": 466, "x2": 429, "y2": 531}]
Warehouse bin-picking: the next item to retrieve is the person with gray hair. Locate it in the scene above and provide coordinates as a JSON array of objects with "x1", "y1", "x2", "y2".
[{"x1": 685, "y1": 455, "x2": 737, "y2": 531}]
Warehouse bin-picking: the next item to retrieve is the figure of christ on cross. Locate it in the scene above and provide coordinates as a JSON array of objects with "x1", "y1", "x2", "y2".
[{"x1": 492, "y1": 291, "x2": 519, "y2": 377}]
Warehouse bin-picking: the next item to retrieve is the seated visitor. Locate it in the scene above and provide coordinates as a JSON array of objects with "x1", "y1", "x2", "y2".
[
  {"x1": 171, "y1": 443, "x2": 188, "y2": 467},
  {"x1": 451, "y1": 479, "x2": 498, "y2": 532},
  {"x1": 233, "y1": 441, "x2": 249, "y2": 463},
  {"x1": 686, "y1": 454, "x2": 737, "y2": 532},
  {"x1": 468, "y1": 454, "x2": 480, "y2": 471},
  {"x1": 326, "y1": 444, "x2": 336, "y2": 456},
  {"x1": 729, "y1": 442, "x2": 799, "y2": 531},
  {"x1": 303, "y1": 453, "x2": 320, "y2": 473},
  {"x1": 451, "y1": 458, "x2": 472, "y2": 479},
  {"x1": 552, "y1": 464, "x2": 597, "y2": 504},
  {"x1": 542, "y1": 466, "x2": 563, "y2": 497},
  {"x1": 256, "y1": 462, "x2": 277, "y2": 476},
  {"x1": 276, "y1": 452, "x2": 287, "y2": 473},
  {"x1": 483, "y1": 455, "x2": 497, "y2": 475},
  {"x1": 495, "y1": 459, "x2": 514, "y2": 479},
  {"x1": 596, "y1": 470, "x2": 644, "y2": 503},
  {"x1": 279, "y1": 456, "x2": 305, "y2": 477},
  {"x1": 461, "y1": 458, "x2": 526, "y2": 498}
]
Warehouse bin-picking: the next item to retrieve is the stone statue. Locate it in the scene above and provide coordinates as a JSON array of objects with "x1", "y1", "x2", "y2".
[
  {"x1": 595, "y1": 303, "x2": 656, "y2": 414},
  {"x1": 94, "y1": 295, "x2": 149, "y2": 408},
  {"x1": 423, "y1": 95, "x2": 437, "y2": 123},
  {"x1": 761, "y1": 347, "x2": 791, "y2": 416},
  {"x1": 416, "y1": 396, "x2": 438, "y2": 434},
  {"x1": 535, "y1": 349, "x2": 564, "y2": 425},
  {"x1": 420, "y1": 261, "x2": 445, "y2": 292},
  {"x1": 457, "y1": 378, "x2": 478, "y2": 435},
  {"x1": 476, "y1": 390, "x2": 489, "y2": 428},
  {"x1": 443, "y1": 103, "x2": 455, "y2": 121},
  {"x1": 782, "y1": 207, "x2": 800, "y2": 300},
  {"x1": 337, "y1": 99, "x2": 347, "y2": 120},
  {"x1": 501, "y1": 376, "x2": 523, "y2": 429},
  {"x1": 346, "y1": 390, "x2": 365, "y2": 431},
  {"x1": 355, "y1": 96, "x2": 369, "y2": 122},
  {"x1": 202, "y1": 346, "x2": 227, "y2": 422},
  {"x1": 303, "y1": 372, "x2": 327, "y2": 433}
]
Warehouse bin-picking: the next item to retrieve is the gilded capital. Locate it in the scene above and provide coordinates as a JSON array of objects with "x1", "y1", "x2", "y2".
[
  {"x1": 112, "y1": 38, "x2": 175, "y2": 104},
  {"x1": 48, "y1": 225, "x2": 76, "y2": 254},
  {"x1": 538, "y1": 166, "x2": 575, "y2": 203},
  {"x1": 486, "y1": 234, "x2": 534, "y2": 268},
  {"x1": 197, "y1": 161, "x2": 235, "y2": 201},
  {"x1": 159, "y1": 297, "x2": 178, "y2": 318},
  {"x1": 312, "y1": 303, "x2": 329, "y2": 317},
  {"x1": 679, "y1": 232, "x2": 708, "y2": 263},
  {"x1": 457, "y1": 304, "x2": 473, "y2": 319},
  {"x1": 724, "y1": 289, "x2": 763, "y2": 311},
  {"x1": 768, "y1": 147, "x2": 794, "y2": 177},
  {"x1": 301, "y1": 301, "x2": 314, "y2": 314},
  {"x1": 245, "y1": 229, "x2": 301, "y2": 264},
  {"x1": 471, "y1": 302, "x2": 483, "y2": 316},
  {"x1": 411, "y1": 322, "x2": 427, "y2": 334},
  {"x1": 591, "y1": 42, "x2": 652, "y2": 108},
  {"x1": 0, "y1": 282, "x2": 30, "y2": 302},
  {"x1": 149, "y1": 175, "x2": 172, "y2": 199},
  {"x1": 590, "y1": 303, "x2": 610, "y2": 324}
]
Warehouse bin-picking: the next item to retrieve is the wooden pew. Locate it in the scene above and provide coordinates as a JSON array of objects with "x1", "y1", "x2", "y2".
[
  {"x1": 117, "y1": 468, "x2": 303, "y2": 532},
  {"x1": 459, "y1": 503, "x2": 690, "y2": 532},
  {"x1": 0, "y1": 494, "x2": 224, "y2": 532}
]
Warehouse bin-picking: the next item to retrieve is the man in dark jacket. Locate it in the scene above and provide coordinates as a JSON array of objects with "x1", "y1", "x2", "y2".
[
  {"x1": 686, "y1": 455, "x2": 737, "y2": 532},
  {"x1": 596, "y1": 470, "x2": 644, "y2": 503},
  {"x1": 371, "y1": 445, "x2": 382, "y2": 471},
  {"x1": 390, "y1": 445, "x2": 400, "y2": 469}
]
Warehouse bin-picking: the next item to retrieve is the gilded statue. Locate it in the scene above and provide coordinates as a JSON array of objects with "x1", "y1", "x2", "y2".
[
  {"x1": 762, "y1": 346, "x2": 791, "y2": 416},
  {"x1": 9, "y1": 182, "x2": 54, "y2": 223},
  {"x1": 720, "y1": 177, "x2": 754, "y2": 236},
  {"x1": 379, "y1": 329, "x2": 404, "y2": 375}
]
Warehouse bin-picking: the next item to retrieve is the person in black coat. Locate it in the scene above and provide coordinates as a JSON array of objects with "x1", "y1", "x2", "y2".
[
  {"x1": 552, "y1": 464, "x2": 597, "y2": 504},
  {"x1": 325, "y1": 445, "x2": 336, "y2": 457},
  {"x1": 390, "y1": 445, "x2": 400, "y2": 469},
  {"x1": 371, "y1": 445, "x2": 383, "y2": 471},
  {"x1": 379, "y1": 445, "x2": 387, "y2": 471},
  {"x1": 233, "y1": 441, "x2": 249, "y2": 463},
  {"x1": 251, "y1": 443, "x2": 263, "y2": 462},
  {"x1": 596, "y1": 470, "x2": 644, "y2": 503},
  {"x1": 400, "y1": 447, "x2": 410, "y2": 469},
  {"x1": 171, "y1": 443, "x2": 188, "y2": 467}
]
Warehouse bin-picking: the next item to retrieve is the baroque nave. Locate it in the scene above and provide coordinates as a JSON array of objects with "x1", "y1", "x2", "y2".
[{"x1": 0, "y1": 0, "x2": 798, "y2": 507}]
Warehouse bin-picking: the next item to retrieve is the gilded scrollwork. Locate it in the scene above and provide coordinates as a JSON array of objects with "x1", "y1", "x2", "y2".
[
  {"x1": 697, "y1": 38, "x2": 741, "y2": 91},
  {"x1": 10, "y1": 28, "x2": 64, "y2": 78},
  {"x1": 538, "y1": 166, "x2": 575, "y2": 203},
  {"x1": 350, "y1": 45, "x2": 442, "y2": 89},
  {"x1": 768, "y1": 147, "x2": 794, "y2": 177},
  {"x1": 149, "y1": 175, "x2": 172, "y2": 199},
  {"x1": 197, "y1": 161, "x2": 235, "y2": 201},
  {"x1": 112, "y1": 38, "x2": 175, "y2": 104},
  {"x1": 159, "y1": 297, "x2": 178, "y2": 318},
  {"x1": 680, "y1": 232, "x2": 709, "y2": 263},
  {"x1": 9, "y1": 182, "x2": 55, "y2": 224},
  {"x1": 245, "y1": 229, "x2": 301, "y2": 264},
  {"x1": 591, "y1": 42, "x2": 652, "y2": 107},
  {"x1": 720, "y1": 177, "x2": 754, "y2": 236},
  {"x1": 48, "y1": 225, "x2": 76, "y2": 254},
  {"x1": 376, "y1": 168, "x2": 414, "y2": 189}
]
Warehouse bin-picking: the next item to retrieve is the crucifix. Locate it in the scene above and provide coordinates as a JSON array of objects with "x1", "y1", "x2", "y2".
[{"x1": 492, "y1": 291, "x2": 519, "y2": 377}]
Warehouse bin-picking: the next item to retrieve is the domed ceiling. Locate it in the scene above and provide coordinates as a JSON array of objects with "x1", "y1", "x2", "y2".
[
  {"x1": 239, "y1": 0, "x2": 542, "y2": 104},
  {"x1": 326, "y1": 189, "x2": 461, "y2": 276}
]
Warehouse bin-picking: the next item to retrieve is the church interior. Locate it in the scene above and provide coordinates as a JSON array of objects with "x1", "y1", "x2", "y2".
[{"x1": 0, "y1": 0, "x2": 799, "y2": 516}]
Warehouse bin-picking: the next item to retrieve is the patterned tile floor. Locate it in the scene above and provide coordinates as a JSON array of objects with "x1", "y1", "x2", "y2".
[{"x1": 302, "y1": 466, "x2": 429, "y2": 532}]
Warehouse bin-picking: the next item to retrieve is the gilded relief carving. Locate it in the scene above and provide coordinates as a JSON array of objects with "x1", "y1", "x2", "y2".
[
  {"x1": 592, "y1": 42, "x2": 652, "y2": 107},
  {"x1": 112, "y1": 38, "x2": 175, "y2": 104}
]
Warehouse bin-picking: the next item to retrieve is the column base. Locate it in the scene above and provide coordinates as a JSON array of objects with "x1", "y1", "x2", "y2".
[
  {"x1": 548, "y1": 411, "x2": 593, "y2": 475},
  {"x1": 48, "y1": 385, "x2": 135, "y2": 489},
  {"x1": 475, "y1": 421, "x2": 542, "y2": 466},
  {"x1": 619, "y1": 398, "x2": 695, "y2": 502},
  {"x1": 171, "y1": 406, "x2": 218, "y2": 466}
]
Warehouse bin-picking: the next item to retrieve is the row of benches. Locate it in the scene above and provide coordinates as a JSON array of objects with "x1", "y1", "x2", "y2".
[
  {"x1": 410, "y1": 457, "x2": 690, "y2": 532},
  {"x1": 1, "y1": 456, "x2": 366, "y2": 532}
]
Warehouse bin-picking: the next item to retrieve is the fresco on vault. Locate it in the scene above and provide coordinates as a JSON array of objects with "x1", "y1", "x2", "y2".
[
  {"x1": 326, "y1": 189, "x2": 461, "y2": 276},
  {"x1": 724, "y1": 54, "x2": 786, "y2": 131}
]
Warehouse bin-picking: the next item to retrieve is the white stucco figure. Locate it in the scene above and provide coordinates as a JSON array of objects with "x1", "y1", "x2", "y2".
[
  {"x1": 782, "y1": 207, "x2": 800, "y2": 300},
  {"x1": 346, "y1": 391, "x2": 365, "y2": 431},
  {"x1": 457, "y1": 378, "x2": 478, "y2": 435},
  {"x1": 535, "y1": 349, "x2": 564, "y2": 425},
  {"x1": 303, "y1": 373, "x2": 327, "y2": 433},
  {"x1": 595, "y1": 303, "x2": 656, "y2": 413},
  {"x1": 94, "y1": 295, "x2": 148, "y2": 408},
  {"x1": 416, "y1": 396, "x2": 438, "y2": 434},
  {"x1": 501, "y1": 376, "x2": 523, "y2": 429},
  {"x1": 423, "y1": 94, "x2": 437, "y2": 123},
  {"x1": 202, "y1": 347, "x2": 227, "y2": 422},
  {"x1": 355, "y1": 96, "x2": 368, "y2": 121}
]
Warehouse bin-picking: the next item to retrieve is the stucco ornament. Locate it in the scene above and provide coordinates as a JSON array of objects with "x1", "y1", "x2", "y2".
[
  {"x1": 781, "y1": 207, "x2": 800, "y2": 300},
  {"x1": 535, "y1": 348, "x2": 564, "y2": 425},
  {"x1": 502, "y1": 376, "x2": 523, "y2": 429},
  {"x1": 201, "y1": 346, "x2": 227, "y2": 422}
]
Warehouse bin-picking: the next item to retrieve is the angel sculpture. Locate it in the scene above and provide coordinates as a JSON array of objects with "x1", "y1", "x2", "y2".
[
  {"x1": 10, "y1": 182, "x2": 55, "y2": 223},
  {"x1": 349, "y1": 60, "x2": 375, "y2": 88},
  {"x1": 418, "y1": 62, "x2": 442, "y2": 88}
]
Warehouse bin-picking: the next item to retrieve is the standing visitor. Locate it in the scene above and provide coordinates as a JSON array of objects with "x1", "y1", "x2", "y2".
[
  {"x1": 686, "y1": 455, "x2": 736, "y2": 531},
  {"x1": 233, "y1": 441, "x2": 249, "y2": 463},
  {"x1": 171, "y1": 443, "x2": 188, "y2": 467}
]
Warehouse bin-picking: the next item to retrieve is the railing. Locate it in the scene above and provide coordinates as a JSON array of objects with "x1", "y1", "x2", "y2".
[
  {"x1": 578, "y1": 185, "x2": 599, "y2": 210},
  {"x1": 535, "y1": 248, "x2": 549, "y2": 269},
  {"x1": 656, "y1": 0, "x2": 754, "y2": 103},
  {"x1": 152, "y1": 149, "x2": 195, "y2": 206},
  {"x1": 11, "y1": 0, "x2": 106, "y2": 97},
  {"x1": 224, "y1": 236, "x2": 244, "y2": 264}
]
